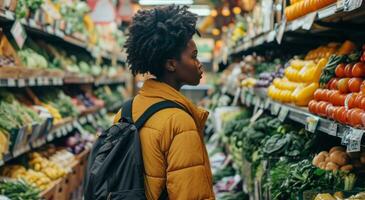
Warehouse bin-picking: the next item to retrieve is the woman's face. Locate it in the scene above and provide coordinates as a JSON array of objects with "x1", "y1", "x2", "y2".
[{"x1": 174, "y1": 39, "x2": 203, "y2": 86}]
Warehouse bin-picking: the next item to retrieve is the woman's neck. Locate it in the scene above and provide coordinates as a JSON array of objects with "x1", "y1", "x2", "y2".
[{"x1": 157, "y1": 76, "x2": 182, "y2": 91}]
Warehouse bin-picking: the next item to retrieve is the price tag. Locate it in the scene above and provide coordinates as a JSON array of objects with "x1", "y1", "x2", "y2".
[
  {"x1": 302, "y1": 12, "x2": 317, "y2": 30},
  {"x1": 271, "y1": 103, "x2": 281, "y2": 115},
  {"x1": 305, "y1": 116, "x2": 319, "y2": 133},
  {"x1": 278, "y1": 107, "x2": 289, "y2": 122},
  {"x1": 264, "y1": 99, "x2": 271, "y2": 109},
  {"x1": 79, "y1": 116, "x2": 87, "y2": 124},
  {"x1": 55, "y1": 29, "x2": 65, "y2": 38},
  {"x1": 276, "y1": 19, "x2": 286, "y2": 44},
  {"x1": 4, "y1": 10, "x2": 14, "y2": 20},
  {"x1": 232, "y1": 87, "x2": 241, "y2": 106},
  {"x1": 0, "y1": 159, "x2": 4, "y2": 166},
  {"x1": 87, "y1": 114, "x2": 95, "y2": 122},
  {"x1": 347, "y1": 128, "x2": 363, "y2": 152},
  {"x1": 318, "y1": 4, "x2": 337, "y2": 18},
  {"x1": 46, "y1": 26, "x2": 54, "y2": 34},
  {"x1": 28, "y1": 78, "x2": 35, "y2": 86},
  {"x1": 29, "y1": 19, "x2": 37, "y2": 28},
  {"x1": 290, "y1": 18, "x2": 304, "y2": 31},
  {"x1": 17, "y1": 79, "x2": 25, "y2": 87},
  {"x1": 43, "y1": 77, "x2": 50, "y2": 85},
  {"x1": 7, "y1": 79, "x2": 16, "y2": 86},
  {"x1": 66, "y1": 123, "x2": 73, "y2": 132},
  {"x1": 266, "y1": 30, "x2": 276, "y2": 42},
  {"x1": 56, "y1": 129, "x2": 62, "y2": 138},
  {"x1": 37, "y1": 77, "x2": 43, "y2": 85},
  {"x1": 250, "y1": 109, "x2": 264, "y2": 124},
  {"x1": 344, "y1": 0, "x2": 362, "y2": 11},
  {"x1": 11, "y1": 21, "x2": 27, "y2": 49},
  {"x1": 341, "y1": 128, "x2": 351, "y2": 145},
  {"x1": 47, "y1": 133, "x2": 54, "y2": 142},
  {"x1": 328, "y1": 122, "x2": 338, "y2": 136},
  {"x1": 337, "y1": 0, "x2": 345, "y2": 10},
  {"x1": 246, "y1": 94, "x2": 253, "y2": 107}
]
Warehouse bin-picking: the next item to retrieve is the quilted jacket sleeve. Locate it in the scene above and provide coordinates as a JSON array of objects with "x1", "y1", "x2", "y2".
[{"x1": 162, "y1": 111, "x2": 215, "y2": 200}]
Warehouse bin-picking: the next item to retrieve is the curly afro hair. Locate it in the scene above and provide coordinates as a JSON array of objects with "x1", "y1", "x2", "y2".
[{"x1": 125, "y1": 5, "x2": 199, "y2": 77}]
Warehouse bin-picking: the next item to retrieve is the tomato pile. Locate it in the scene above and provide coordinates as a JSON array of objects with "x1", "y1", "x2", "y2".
[{"x1": 309, "y1": 46, "x2": 365, "y2": 127}]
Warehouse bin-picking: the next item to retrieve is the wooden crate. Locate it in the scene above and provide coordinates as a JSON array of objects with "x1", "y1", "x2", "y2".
[
  {"x1": 68, "y1": 160, "x2": 80, "y2": 194},
  {"x1": 54, "y1": 176, "x2": 68, "y2": 200},
  {"x1": 40, "y1": 179, "x2": 61, "y2": 200}
]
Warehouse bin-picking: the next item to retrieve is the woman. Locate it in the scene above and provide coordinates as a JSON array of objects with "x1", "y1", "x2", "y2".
[{"x1": 113, "y1": 5, "x2": 215, "y2": 200}]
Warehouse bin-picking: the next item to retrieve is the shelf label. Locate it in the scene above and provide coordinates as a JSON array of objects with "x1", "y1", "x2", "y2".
[
  {"x1": 11, "y1": 21, "x2": 27, "y2": 49},
  {"x1": 250, "y1": 109, "x2": 264, "y2": 124},
  {"x1": 37, "y1": 77, "x2": 44, "y2": 85},
  {"x1": 17, "y1": 79, "x2": 25, "y2": 87},
  {"x1": 28, "y1": 78, "x2": 35, "y2": 86},
  {"x1": 66, "y1": 123, "x2": 73, "y2": 132},
  {"x1": 87, "y1": 114, "x2": 95, "y2": 122},
  {"x1": 341, "y1": 128, "x2": 351, "y2": 145},
  {"x1": 271, "y1": 102, "x2": 281, "y2": 115},
  {"x1": 276, "y1": 19, "x2": 286, "y2": 44},
  {"x1": 290, "y1": 18, "x2": 305, "y2": 31},
  {"x1": 0, "y1": 159, "x2": 4, "y2": 166},
  {"x1": 264, "y1": 99, "x2": 271, "y2": 109},
  {"x1": 232, "y1": 87, "x2": 241, "y2": 106},
  {"x1": 347, "y1": 128, "x2": 363, "y2": 152},
  {"x1": 305, "y1": 116, "x2": 319, "y2": 133},
  {"x1": 278, "y1": 107, "x2": 289, "y2": 122},
  {"x1": 43, "y1": 77, "x2": 50, "y2": 85},
  {"x1": 345, "y1": 0, "x2": 362, "y2": 11},
  {"x1": 266, "y1": 31, "x2": 276, "y2": 42},
  {"x1": 7, "y1": 79, "x2": 16, "y2": 87},
  {"x1": 318, "y1": 4, "x2": 337, "y2": 18},
  {"x1": 302, "y1": 12, "x2": 317, "y2": 30},
  {"x1": 5, "y1": 10, "x2": 14, "y2": 20},
  {"x1": 246, "y1": 94, "x2": 253, "y2": 107},
  {"x1": 328, "y1": 122, "x2": 338, "y2": 136},
  {"x1": 337, "y1": 0, "x2": 345, "y2": 10}
]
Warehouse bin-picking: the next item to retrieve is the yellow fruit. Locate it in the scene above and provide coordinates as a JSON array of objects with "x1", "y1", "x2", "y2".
[
  {"x1": 294, "y1": 82, "x2": 319, "y2": 106},
  {"x1": 291, "y1": 59, "x2": 305, "y2": 70}
]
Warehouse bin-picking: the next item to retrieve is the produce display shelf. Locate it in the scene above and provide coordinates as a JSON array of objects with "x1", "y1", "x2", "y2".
[
  {"x1": 242, "y1": 88, "x2": 365, "y2": 145},
  {"x1": 232, "y1": 0, "x2": 364, "y2": 55},
  {"x1": 0, "y1": 106, "x2": 106, "y2": 167},
  {"x1": 0, "y1": 9, "x2": 125, "y2": 63},
  {"x1": 0, "y1": 76, "x2": 125, "y2": 87}
]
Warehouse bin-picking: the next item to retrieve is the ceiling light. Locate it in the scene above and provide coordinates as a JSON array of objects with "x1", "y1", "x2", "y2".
[
  {"x1": 233, "y1": 7, "x2": 241, "y2": 15},
  {"x1": 210, "y1": 9, "x2": 218, "y2": 17},
  {"x1": 188, "y1": 5, "x2": 211, "y2": 16},
  {"x1": 139, "y1": 0, "x2": 193, "y2": 5},
  {"x1": 222, "y1": 7, "x2": 230, "y2": 17}
]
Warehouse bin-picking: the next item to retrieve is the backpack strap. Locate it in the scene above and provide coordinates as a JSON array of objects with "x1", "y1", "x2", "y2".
[
  {"x1": 134, "y1": 100, "x2": 185, "y2": 129},
  {"x1": 121, "y1": 98, "x2": 134, "y2": 122}
]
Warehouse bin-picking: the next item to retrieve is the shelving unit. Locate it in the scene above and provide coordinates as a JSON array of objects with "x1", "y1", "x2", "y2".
[
  {"x1": 227, "y1": 1, "x2": 365, "y2": 57},
  {"x1": 241, "y1": 88, "x2": 365, "y2": 145},
  {"x1": 0, "y1": 106, "x2": 106, "y2": 167},
  {"x1": 0, "y1": 9, "x2": 125, "y2": 64}
]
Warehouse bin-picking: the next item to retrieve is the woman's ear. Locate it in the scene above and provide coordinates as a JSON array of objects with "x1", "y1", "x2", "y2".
[{"x1": 165, "y1": 59, "x2": 176, "y2": 72}]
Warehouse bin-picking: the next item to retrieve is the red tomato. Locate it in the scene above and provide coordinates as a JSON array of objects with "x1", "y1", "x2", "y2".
[
  {"x1": 348, "y1": 78, "x2": 362, "y2": 93},
  {"x1": 360, "y1": 80, "x2": 365, "y2": 94},
  {"x1": 329, "y1": 90, "x2": 340, "y2": 105},
  {"x1": 348, "y1": 108, "x2": 364, "y2": 127},
  {"x1": 335, "y1": 94, "x2": 346, "y2": 106},
  {"x1": 322, "y1": 89, "x2": 330, "y2": 102},
  {"x1": 336, "y1": 107, "x2": 347, "y2": 123},
  {"x1": 352, "y1": 62, "x2": 365, "y2": 77},
  {"x1": 326, "y1": 104, "x2": 335, "y2": 119},
  {"x1": 335, "y1": 63, "x2": 346, "y2": 78},
  {"x1": 330, "y1": 78, "x2": 339, "y2": 90},
  {"x1": 308, "y1": 100, "x2": 316, "y2": 114},
  {"x1": 360, "y1": 97, "x2": 365, "y2": 110},
  {"x1": 313, "y1": 89, "x2": 322, "y2": 101},
  {"x1": 344, "y1": 63, "x2": 354, "y2": 77},
  {"x1": 347, "y1": 93, "x2": 359, "y2": 109},
  {"x1": 337, "y1": 78, "x2": 350, "y2": 94}
]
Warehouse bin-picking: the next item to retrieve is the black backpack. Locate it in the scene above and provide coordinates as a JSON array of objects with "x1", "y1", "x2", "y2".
[{"x1": 84, "y1": 99, "x2": 185, "y2": 200}]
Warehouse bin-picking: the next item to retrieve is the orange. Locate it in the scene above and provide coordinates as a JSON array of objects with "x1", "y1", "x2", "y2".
[{"x1": 348, "y1": 78, "x2": 362, "y2": 93}]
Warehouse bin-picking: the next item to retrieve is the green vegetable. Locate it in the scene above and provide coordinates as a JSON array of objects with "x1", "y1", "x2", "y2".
[{"x1": 0, "y1": 180, "x2": 40, "y2": 200}]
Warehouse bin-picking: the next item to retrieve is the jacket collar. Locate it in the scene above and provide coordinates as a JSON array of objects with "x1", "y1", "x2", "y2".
[{"x1": 139, "y1": 79, "x2": 209, "y2": 133}]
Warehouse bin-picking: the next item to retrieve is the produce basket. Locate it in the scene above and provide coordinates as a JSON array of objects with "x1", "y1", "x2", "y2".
[
  {"x1": 40, "y1": 179, "x2": 61, "y2": 200},
  {"x1": 54, "y1": 177, "x2": 68, "y2": 200},
  {"x1": 68, "y1": 160, "x2": 80, "y2": 193}
]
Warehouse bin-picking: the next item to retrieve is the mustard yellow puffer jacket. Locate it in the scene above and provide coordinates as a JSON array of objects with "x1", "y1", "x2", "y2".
[{"x1": 113, "y1": 79, "x2": 215, "y2": 200}]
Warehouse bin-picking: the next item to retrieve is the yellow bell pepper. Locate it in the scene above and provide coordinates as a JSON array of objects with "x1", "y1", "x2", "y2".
[{"x1": 294, "y1": 82, "x2": 319, "y2": 106}]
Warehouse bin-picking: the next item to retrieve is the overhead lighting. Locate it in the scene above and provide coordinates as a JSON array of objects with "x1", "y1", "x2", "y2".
[
  {"x1": 210, "y1": 9, "x2": 218, "y2": 17},
  {"x1": 139, "y1": 0, "x2": 193, "y2": 5},
  {"x1": 222, "y1": 7, "x2": 230, "y2": 17},
  {"x1": 188, "y1": 5, "x2": 211, "y2": 16}
]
